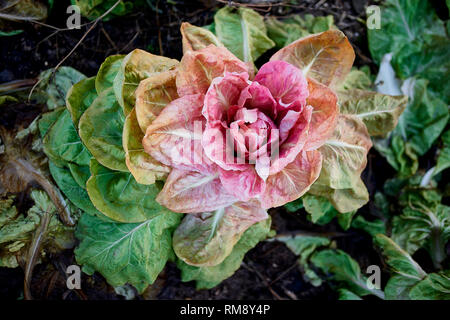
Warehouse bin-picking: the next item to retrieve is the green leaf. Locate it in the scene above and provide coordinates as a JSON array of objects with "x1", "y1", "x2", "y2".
[
  {"x1": 37, "y1": 67, "x2": 86, "y2": 109},
  {"x1": 66, "y1": 76, "x2": 98, "y2": 128},
  {"x1": 302, "y1": 194, "x2": 337, "y2": 224},
  {"x1": 86, "y1": 159, "x2": 171, "y2": 223},
  {"x1": 43, "y1": 109, "x2": 92, "y2": 167},
  {"x1": 0, "y1": 30, "x2": 22, "y2": 36},
  {"x1": 70, "y1": 0, "x2": 135, "y2": 21},
  {"x1": 49, "y1": 161, "x2": 100, "y2": 217},
  {"x1": 38, "y1": 108, "x2": 65, "y2": 138},
  {"x1": 434, "y1": 130, "x2": 450, "y2": 176},
  {"x1": 283, "y1": 197, "x2": 303, "y2": 213},
  {"x1": 95, "y1": 55, "x2": 124, "y2": 94},
  {"x1": 337, "y1": 210, "x2": 357, "y2": 231},
  {"x1": 337, "y1": 67, "x2": 373, "y2": 91},
  {"x1": 79, "y1": 88, "x2": 128, "y2": 172},
  {"x1": 351, "y1": 216, "x2": 386, "y2": 237},
  {"x1": 278, "y1": 234, "x2": 330, "y2": 286},
  {"x1": 113, "y1": 49, "x2": 178, "y2": 115},
  {"x1": 180, "y1": 22, "x2": 223, "y2": 53},
  {"x1": 367, "y1": 0, "x2": 446, "y2": 65},
  {"x1": 374, "y1": 234, "x2": 426, "y2": 280},
  {"x1": 409, "y1": 271, "x2": 450, "y2": 300},
  {"x1": 338, "y1": 288, "x2": 362, "y2": 300},
  {"x1": 177, "y1": 218, "x2": 271, "y2": 289},
  {"x1": 311, "y1": 249, "x2": 385, "y2": 299},
  {"x1": 392, "y1": 203, "x2": 449, "y2": 268},
  {"x1": 75, "y1": 210, "x2": 181, "y2": 293},
  {"x1": 214, "y1": 7, "x2": 274, "y2": 63},
  {"x1": 338, "y1": 89, "x2": 407, "y2": 137},
  {"x1": 309, "y1": 115, "x2": 371, "y2": 213},
  {"x1": 173, "y1": 201, "x2": 268, "y2": 267}
]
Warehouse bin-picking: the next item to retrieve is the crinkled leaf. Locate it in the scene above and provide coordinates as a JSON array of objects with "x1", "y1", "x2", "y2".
[
  {"x1": 180, "y1": 22, "x2": 223, "y2": 53},
  {"x1": 214, "y1": 7, "x2": 274, "y2": 63},
  {"x1": 86, "y1": 159, "x2": 172, "y2": 223},
  {"x1": 123, "y1": 108, "x2": 169, "y2": 185},
  {"x1": 337, "y1": 67, "x2": 373, "y2": 91},
  {"x1": 270, "y1": 29, "x2": 354, "y2": 89},
  {"x1": 79, "y1": 88, "x2": 128, "y2": 172},
  {"x1": 173, "y1": 200, "x2": 268, "y2": 267},
  {"x1": 177, "y1": 217, "x2": 271, "y2": 289},
  {"x1": 135, "y1": 69, "x2": 178, "y2": 133},
  {"x1": 113, "y1": 49, "x2": 178, "y2": 115},
  {"x1": 75, "y1": 211, "x2": 181, "y2": 293},
  {"x1": 302, "y1": 194, "x2": 337, "y2": 224},
  {"x1": 392, "y1": 204, "x2": 449, "y2": 268},
  {"x1": 37, "y1": 67, "x2": 86, "y2": 109},
  {"x1": 311, "y1": 249, "x2": 385, "y2": 299},
  {"x1": 66, "y1": 76, "x2": 98, "y2": 128},
  {"x1": 338, "y1": 89, "x2": 407, "y2": 137}
]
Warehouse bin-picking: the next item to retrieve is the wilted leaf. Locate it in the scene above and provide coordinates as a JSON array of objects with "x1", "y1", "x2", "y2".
[
  {"x1": 123, "y1": 108, "x2": 169, "y2": 185},
  {"x1": 79, "y1": 88, "x2": 128, "y2": 172},
  {"x1": 75, "y1": 210, "x2": 181, "y2": 293},
  {"x1": 113, "y1": 49, "x2": 178, "y2": 115},
  {"x1": 214, "y1": 7, "x2": 274, "y2": 63},
  {"x1": 180, "y1": 22, "x2": 222, "y2": 53},
  {"x1": 70, "y1": 0, "x2": 135, "y2": 21},
  {"x1": 37, "y1": 67, "x2": 86, "y2": 110},
  {"x1": 0, "y1": 0, "x2": 47, "y2": 34},
  {"x1": 173, "y1": 200, "x2": 268, "y2": 267},
  {"x1": 338, "y1": 89, "x2": 407, "y2": 137},
  {"x1": 177, "y1": 217, "x2": 271, "y2": 289},
  {"x1": 86, "y1": 159, "x2": 172, "y2": 223},
  {"x1": 270, "y1": 29, "x2": 355, "y2": 89}
]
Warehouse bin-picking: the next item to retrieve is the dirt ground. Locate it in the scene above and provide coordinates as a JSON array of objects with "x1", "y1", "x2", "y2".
[{"x1": 0, "y1": 0, "x2": 401, "y2": 300}]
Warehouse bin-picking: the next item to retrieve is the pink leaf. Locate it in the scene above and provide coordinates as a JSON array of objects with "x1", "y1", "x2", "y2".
[
  {"x1": 261, "y1": 150, "x2": 323, "y2": 208},
  {"x1": 156, "y1": 168, "x2": 236, "y2": 213},
  {"x1": 219, "y1": 167, "x2": 265, "y2": 201},
  {"x1": 176, "y1": 45, "x2": 248, "y2": 97}
]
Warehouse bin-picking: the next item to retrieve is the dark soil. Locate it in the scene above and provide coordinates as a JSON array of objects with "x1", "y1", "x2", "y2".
[{"x1": 0, "y1": 0, "x2": 401, "y2": 300}]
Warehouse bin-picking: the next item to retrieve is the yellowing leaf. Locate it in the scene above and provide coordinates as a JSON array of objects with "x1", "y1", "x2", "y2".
[
  {"x1": 123, "y1": 108, "x2": 169, "y2": 185},
  {"x1": 338, "y1": 89, "x2": 407, "y2": 137},
  {"x1": 173, "y1": 200, "x2": 268, "y2": 267},
  {"x1": 270, "y1": 29, "x2": 355, "y2": 89},
  {"x1": 113, "y1": 49, "x2": 178, "y2": 115},
  {"x1": 135, "y1": 70, "x2": 178, "y2": 133},
  {"x1": 180, "y1": 22, "x2": 222, "y2": 53}
]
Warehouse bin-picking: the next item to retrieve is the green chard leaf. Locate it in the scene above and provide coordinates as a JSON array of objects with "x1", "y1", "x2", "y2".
[
  {"x1": 214, "y1": 7, "x2": 275, "y2": 63},
  {"x1": 75, "y1": 210, "x2": 181, "y2": 293},
  {"x1": 177, "y1": 217, "x2": 272, "y2": 289}
]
